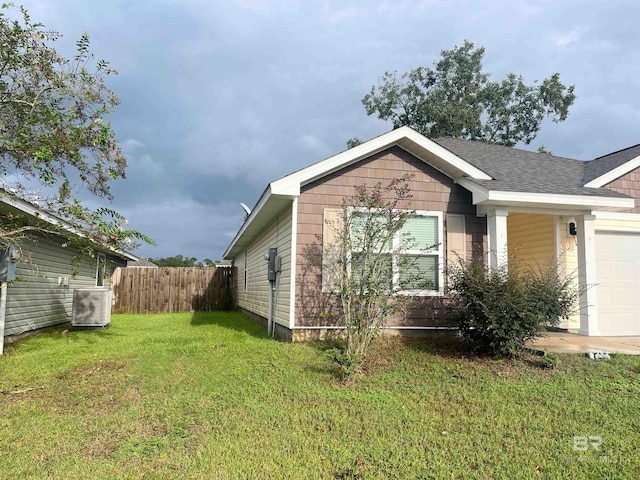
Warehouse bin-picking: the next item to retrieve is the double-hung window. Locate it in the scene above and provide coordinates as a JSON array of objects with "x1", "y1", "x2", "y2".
[
  {"x1": 350, "y1": 210, "x2": 443, "y2": 296},
  {"x1": 398, "y1": 212, "x2": 442, "y2": 293}
]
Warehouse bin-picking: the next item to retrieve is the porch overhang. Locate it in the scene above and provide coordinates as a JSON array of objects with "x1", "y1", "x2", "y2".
[{"x1": 456, "y1": 178, "x2": 635, "y2": 212}]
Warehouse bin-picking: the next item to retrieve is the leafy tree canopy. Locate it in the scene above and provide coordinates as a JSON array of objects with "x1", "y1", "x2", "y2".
[
  {"x1": 360, "y1": 40, "x2": 576, "y2": 147},
  {"x1": 148, "y1": 255, "x2": 216, "y2": 267},
  {"x1": 0, "y1": 4, "x2": 153, "y2": 254}
]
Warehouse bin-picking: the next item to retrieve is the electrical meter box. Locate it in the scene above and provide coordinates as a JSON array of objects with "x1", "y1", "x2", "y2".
[
  {"x1": 0, "y1": 245, "x2": 17, "y2": 282},
  {"x1": 267, "y1": 247, "x2": 277, "y2": 282}
]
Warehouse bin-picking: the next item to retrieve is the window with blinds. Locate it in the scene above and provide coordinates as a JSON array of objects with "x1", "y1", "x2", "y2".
[{"x1": 349, "y1": 210, "x2": 443, "y2": 295}]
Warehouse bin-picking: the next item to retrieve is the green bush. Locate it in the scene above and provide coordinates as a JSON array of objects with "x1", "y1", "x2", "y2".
[
  {"x1": 448, "y1": 259, "x2": 579, "y2": 356},
  {"x1": 541, "y1": 351, "x2": 561, "y2": 369},
  {"x1": 325, "y1": 347, "x2": 363, "y2": 378}
]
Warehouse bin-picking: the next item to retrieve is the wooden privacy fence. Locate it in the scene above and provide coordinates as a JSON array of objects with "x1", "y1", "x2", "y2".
[{"x1": 111, "y1": 266, "x2": 236, "y2": 314}]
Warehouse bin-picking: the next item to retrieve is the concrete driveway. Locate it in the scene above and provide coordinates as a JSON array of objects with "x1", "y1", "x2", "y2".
[{"x1": 528, "y1": 331, "x2": 640, "y2": 355}]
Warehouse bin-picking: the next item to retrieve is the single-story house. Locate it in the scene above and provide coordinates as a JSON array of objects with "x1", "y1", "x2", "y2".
[
  {"x1": 223, "y1": 126, "x2": 640, "y2": 340},
  {"x1": 0, "y1": 192, "x2": 136, "y2": 348}
]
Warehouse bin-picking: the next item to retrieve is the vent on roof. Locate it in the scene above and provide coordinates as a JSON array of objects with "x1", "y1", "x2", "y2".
[{"x1": 71, "y1": 287, "x2": 112, "y2": 328}]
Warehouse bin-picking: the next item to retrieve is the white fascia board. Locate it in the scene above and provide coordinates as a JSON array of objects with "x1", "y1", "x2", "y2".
[
  {"x1": 222, "y1": 185, "x2": 273, "y2": 260},
  {"x1": 485, "y1": 190, "x2": 635, "y2": 209},
  {"x1": 400, "y1": 128, "x2": 492, "y2": 180},
  {"x1": 455, "y1": 178, "x2": 490, "y2": 203},
  {"x1": 1, "y1": 193, "x2": 137, "y2": 261},
  {"x1": 584, "y1": 155, "x2": 640, "y2": 188},
  {"x1": 271, "y1": 127, "x2": 492, "y2": 196},
  {"x1": 594, "y1": 211, "x2": 640, "y2": 221},
  {"x1": 2, "y1": 193, "x2": 74, "y2": 232},
  {"x1": 478, "y1": 204, "x2": 588, "y2": 217}
]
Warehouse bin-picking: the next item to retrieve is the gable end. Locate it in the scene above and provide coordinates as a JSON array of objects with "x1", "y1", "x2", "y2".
[
  {"x1": 602, "y1": 166, "x2": 640, "y2": 213},
  {"x1": 584, "y1": 154, "x2": 640, "y2": 188}
]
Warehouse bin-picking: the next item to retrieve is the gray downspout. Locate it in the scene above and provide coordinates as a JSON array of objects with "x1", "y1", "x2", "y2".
[
  {"x1": 272, "y1": 271, "x2": 278, "y2": 338},
  {"x1": 267, "y1": 278, "x2": 273, "y2": 336},
  {"x1": 0, "y1": 282, "x2": 6, "y2": 355}
]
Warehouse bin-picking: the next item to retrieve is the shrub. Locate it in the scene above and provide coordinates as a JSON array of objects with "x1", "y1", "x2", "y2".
[
  {"x1": 325, "y1": 347, "x2": 363, "y2": 378},
  {"x1": 542, "y1": 351, "x2": 561, "y2": 369},
  {"x1": 448, "y1": 258, "x2": 579, "y2": 356}
]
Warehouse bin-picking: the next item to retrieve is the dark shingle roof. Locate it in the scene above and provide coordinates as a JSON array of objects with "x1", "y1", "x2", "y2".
[
  {"x1": 127, "y1": 258, "x2": 158, "y2": 268},
  {"x1": 583, "y1": 143, "x2": 640, "y2": 184},
  {"x1": 434, "y1": 137, "x2": 629, "y2": 198}
]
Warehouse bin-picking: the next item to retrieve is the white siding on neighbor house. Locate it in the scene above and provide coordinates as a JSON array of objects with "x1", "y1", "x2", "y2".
[
  {"x1": 4, "y1": 234, "x2": 123, "y2": 337},
  {"x1": 235, "y1": 207, "x2": 293, "y2": 327}
]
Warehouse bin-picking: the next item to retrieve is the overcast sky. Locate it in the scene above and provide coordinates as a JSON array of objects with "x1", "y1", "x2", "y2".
[{"x1": 17, "y1": 0, "x2": 640, "y2": 261}]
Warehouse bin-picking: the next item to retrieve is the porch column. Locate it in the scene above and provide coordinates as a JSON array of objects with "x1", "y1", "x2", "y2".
[
  {"x1": 576, "y1": 214, "x2": 599, "y2": 336},
  {"x1": 487, "y1": 208, "x2": 509, "y2": 270}
]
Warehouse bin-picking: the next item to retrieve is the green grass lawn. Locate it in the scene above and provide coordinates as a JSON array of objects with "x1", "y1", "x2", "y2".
[{"x1": 1, "y1": 312, "x2": 639, "y2": 479}]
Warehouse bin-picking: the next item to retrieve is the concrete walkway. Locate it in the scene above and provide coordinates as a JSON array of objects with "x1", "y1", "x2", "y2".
[{"x1": 528, "y1": 331, "x2": 640, "y2": 355}]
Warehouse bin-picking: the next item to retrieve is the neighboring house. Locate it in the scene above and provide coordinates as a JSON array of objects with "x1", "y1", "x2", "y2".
[
  {"x1": 126, "y1": 258, "x2": 158, "y2": 268},
  {"x1": 0, "y1": 193, "x2": 136, "y2": 344},
  {"x1": 223, "y1": 127, "x2": 640, "y2": 340}
]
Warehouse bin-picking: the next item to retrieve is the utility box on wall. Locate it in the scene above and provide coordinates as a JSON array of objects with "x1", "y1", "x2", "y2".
[
  {"x1": 0, "y1": 246, "x2": 17, "y2": 282},
  {"x1": 267, "y1": 247, "x2": 277, "y2": 281}
]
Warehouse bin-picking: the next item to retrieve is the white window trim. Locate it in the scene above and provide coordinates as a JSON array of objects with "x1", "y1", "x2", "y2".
[
  {"x1": 96, "y1": 252, "x2": 107, "y2": 287},
  {"x1": 348, "y1": 208, "x2": 444, "y2": 297}
]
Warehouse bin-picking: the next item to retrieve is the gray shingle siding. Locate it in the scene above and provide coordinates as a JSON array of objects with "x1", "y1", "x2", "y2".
[{"x1": 4, "y1": 233, "x2": 125, "y2": 337}]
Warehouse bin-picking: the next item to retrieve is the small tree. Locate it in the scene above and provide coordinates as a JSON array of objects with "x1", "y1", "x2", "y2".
[
  {"x1": 325, "y1": 174, "x2": 435, "y2": 376},
  {"x1": 448, "y1": 257, "x2": 579, "y2": 356},
  {"x1": 0, "y1": 4, "x2": 153, "y2": 258}
]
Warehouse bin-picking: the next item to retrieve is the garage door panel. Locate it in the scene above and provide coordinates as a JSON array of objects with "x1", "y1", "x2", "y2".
[{"x1": 595, "y1": 231, "x2": 640, "y2": 336}]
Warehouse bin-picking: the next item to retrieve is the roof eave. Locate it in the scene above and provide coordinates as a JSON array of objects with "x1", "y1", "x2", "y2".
[
  {"x1": 224, "y1": 127, "x2": 493, "y2": 259},
  {"x1": 584, "y1": 154, "x2": 640, "y2": 188},
  {"x1": 223, "y1": 185, "x2": 273, "y2": 259},
  {"x1": 1, "y1": 192, "x2": 137, "y2": 261},
  {"x1": 271, "y1": 126, "x2": 492, "y2": 196},
  {"x1": 456, "y1": 179, "x2": 634, "y2": 211},
  {"x1": 223, "y1": 186, "x2": 296, "y2": 260}
]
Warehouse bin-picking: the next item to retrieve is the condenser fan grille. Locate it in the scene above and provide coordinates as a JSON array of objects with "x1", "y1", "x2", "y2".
[{"x1": 72, "y1": 287, "x2": 112, "y2": 327}]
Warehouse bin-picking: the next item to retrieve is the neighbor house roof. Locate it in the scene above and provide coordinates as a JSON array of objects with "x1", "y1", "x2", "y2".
[
  {"x1": 224, "y1": 127, "x2": 637, "y2": 259},
  {"x1": 0, "y1": 191, "x2": 138, "y2": 261},
  {"x1": 126, "y1": 258, "x2": 157, "y2": 268}
]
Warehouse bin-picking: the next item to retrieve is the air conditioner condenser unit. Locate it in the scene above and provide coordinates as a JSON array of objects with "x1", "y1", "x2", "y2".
[{"x1": 71, "y1": 287, "x2": 112, "y2": 328}]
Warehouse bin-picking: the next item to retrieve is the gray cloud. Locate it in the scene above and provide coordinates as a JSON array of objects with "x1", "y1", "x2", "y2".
[{"x1": 15, "y1": 0, "x2": 640, "y2": 260}]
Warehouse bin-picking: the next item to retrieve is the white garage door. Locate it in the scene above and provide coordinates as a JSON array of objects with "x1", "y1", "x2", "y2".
[{"x1": 595, "y1": 231, "x2": 640, "y2": 336}]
